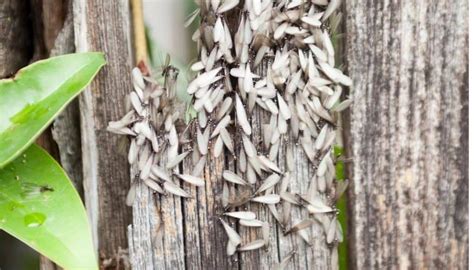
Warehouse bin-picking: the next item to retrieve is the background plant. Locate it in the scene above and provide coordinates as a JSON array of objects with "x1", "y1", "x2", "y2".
[{"x1": 0, "y1": 53, "x2": 105, "y2": 269}]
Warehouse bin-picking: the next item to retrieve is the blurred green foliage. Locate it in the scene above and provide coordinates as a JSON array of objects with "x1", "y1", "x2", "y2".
[{"x1": 334, "y1": 145, "x2": 348, "y2": 270}]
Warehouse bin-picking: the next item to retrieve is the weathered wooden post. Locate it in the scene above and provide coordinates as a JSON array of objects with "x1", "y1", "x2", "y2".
[
  {"x1": 73, "y1": 0, "x2": 133, "y2": 267},
  {"x1": 343, "y1": 0, "x2": 469, "y2": 268},
  {"x1": 127, "y1": 1, "x2": 346, "y2": 269}
]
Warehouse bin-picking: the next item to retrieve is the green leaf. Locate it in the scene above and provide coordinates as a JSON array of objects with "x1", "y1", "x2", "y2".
[
  {"x1": 0, "y1": 53, "x2": 106, "y2": 168},
  {"x1": 0, "y1": 144, "x2": 97, "y2": 269}
]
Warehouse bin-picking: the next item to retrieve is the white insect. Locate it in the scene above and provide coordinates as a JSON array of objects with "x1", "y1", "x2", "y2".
[
  {"x1": 235, "y1": 94, "x2": 252, "y2": 135},
  {"x1": 251, "y1": 194, "x2": 281, "y2": 204},
  {"x1": 175, "y1": 174, "x2": 205, "y2": 187},
  {"x1": 238, "y1": 239, "x2": 265, "y2": 252},
  {"x1": 224, "y1": 211, "x2": 257, "y2": 220},
  {"x1": 223, "y1": 170, "x2": 249, "y2": 186}
]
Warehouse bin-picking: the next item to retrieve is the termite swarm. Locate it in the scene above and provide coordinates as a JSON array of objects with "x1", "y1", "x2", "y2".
[
  {"x1": 108, "y1": 0, "x2": 351, "y2": 265},
  {"x1": 186, "y1": 0, "x2": 351, "y2": 259}
]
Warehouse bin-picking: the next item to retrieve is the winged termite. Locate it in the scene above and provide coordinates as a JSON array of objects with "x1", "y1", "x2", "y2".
[
  {"x1": 269, "y1": 140, "x2": 280, "y2": 161},
  {"x1": 192, "y1": 156, "x2": 207, "y2": 177},
  {"x1": 223, "y1": 170, "x2": 249, "y2": 186},
  {"x1": 197, "y1": 126, "x2": 210, "y2": 155},
  {"x1": 246, "y1": 162, "x2": 257, "y2": 184},
  {"x1": 219, "y1": 127, "x2": 235, "y2": 154},
  {"x1": 332, "y1": 99, "x2": 352, "y2": 112},
  {"x1": 144, "y1": 178, "x2": 164, "y2": 194},
  {"x1": 258, "y1": 155, "x2": 282, "y2": 174},
  {"x1": 213, "y1": 17, "x2": 224, "y2": 43},
  {"x1": 239, "y1": 149, "x2": 247, "y2": 173},
  {"x1": 322, "y1": 0, "x2": 341, "y2": 21},
  {"x1": 298, "y1": 229, "x2": 312, "y2": 246},
  {"x1": 315, "y1": 124, "x2": 329, "y2": 150},
  {"x1": 216, "y1": 97, "x2": 233, "y2": 120},
  {"x1": 248, "y1": 156, "x2": 263, "y2": 176},
  {"x1": 284, "y1": 219, "x2": 314, "y2": 235},
  {"x1": 163, "y1": 181, "x2": 191, "y2": 198},
  {"x1": 184, "y1": 8, "x2": 200, "y2": 27},
  {"x1": 256, "y1": 173, "x2": 281, "y2": 193},
  {"x1": 235, "y1": 94, "x2": 252, "y2": 135},
  {"x1": 211, "y1": 115, "x2": 231, "y2": 138},
  {"x1": 239, "y1": 219, "x2": 264, "y2": 227},
  {"x1": 251, "y1": 194, "x2": 280, "y2": 204},
  {"x1": 126, "y1": 182, "x2": 137, "y2": 206},
  {"x1": 227, "y1": 190, "x2": 253, "y2": 209},
  {"x1": 224, "y1": 211, "x2": 257, "y2": 220},
  {"x1": 326, "y1": 216, "x2": 337, "y2": 244},
  {"x1": 213, "y1": 136, "x2": 224, "y2": 157},
  {"x1": 242, "y1": 135, "x2": 257, "y2": 157},
  {"x1": 20, "y1": 182, "x2": 54, "y2": 199},
  {"x1": 220, "y1": 218, "x2": 241, "y2": 246},
  {"x1": 139, "y1": 155, "x2": 154, "y2": 180},
  {"x1": 166, "y1": 151, "x2": 190, "y2": 169},
  {"x1": 238, "y1": 239, "x2": 265, "y2": 252},
  {"x1": 217, "y1": 0, "x2": 239, "y2": 13},
  {"x1": 274, "y1": 22, "x2": 289, "y2": 39},
  {"x1": 227, "y1": 241, "x2": 238, "y2": 256},
  {"x1": 280, "y1": 192, "x2": 301, "y2": 205},
  {"x1": 175, "y1": 174, "x2": 205, "y2": 187},
  {"x1": 138, "y1": 145, "x2": 151, "y2": 170},
  {"x1": 151, "y1": 165, "x2": 171, "y2": 182}
]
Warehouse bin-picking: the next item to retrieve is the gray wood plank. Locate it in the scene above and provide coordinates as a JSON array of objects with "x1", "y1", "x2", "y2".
[
  {"x1": 343, "y1": 0, "x2": 469, "y2": 268},
  {"x1": 50, "y1": 0, "x2": 83, "y2": 197},
  {"x1": 181, "y1": 124, "x2": 203, "y2": 270},
  {"x1": 73, "y1": 0, "x2": 133, "y2": 266},
  {"x1": 195, "y1": 117, "x2": 239, "y2": 270}
]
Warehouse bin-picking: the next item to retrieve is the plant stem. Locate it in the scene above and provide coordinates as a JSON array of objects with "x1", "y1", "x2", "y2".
[{"x1": 131, "y1": 0, "x2": 147, "y2": 65}]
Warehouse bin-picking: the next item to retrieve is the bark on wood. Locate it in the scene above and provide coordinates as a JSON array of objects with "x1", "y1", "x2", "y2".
[
  {"x1": 29, "y1": 0, "x2": 70, "y2": 167},
  {"x1": 127, "y1": 108, "x2": 186, "y2": 269},
  {"x1": 0, "y1": 0, "x2": 33, "y2": 78},
  {"x1": 343, "y1": 1, "x2": 469, "y2": 269},
  {"x1": 29, "y1": 0, "x2": 68, "y2": 60},
  {"x1": 39, "y1": 257, "x2": 60, "y2": 270},
  {"x1": 73, "y1": 0, "x2": 133, "y2": 267},
  {"x1": 37, "y1": 2, "x2": 76, "y2": 269},
  {"x1": 50, "y1": 0, "x2": 83, "y2": 197},
  {"x1": 39, "y1": 0, "x2": 68, "y2": 52}
]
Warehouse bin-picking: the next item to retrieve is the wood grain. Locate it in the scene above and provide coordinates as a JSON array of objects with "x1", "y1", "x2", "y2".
[
  {"x1": 72, "y1": 0, "x2": 133, "y2": 267},
  {"x1": 29, "y1": 0, "x2": 67, "y2": 61},
  {"x1": 40, "y1": 2, "x2": 75, "y2": 269},
  {"x1": 343, "y1": 0, "x2": 469, "y2": 268},
  {"x1": 50, "y1": 1, "x2": 83, "y2": 196},
  {"x1": 181, "y1": 125, "x2": 204, "y2": 270}
]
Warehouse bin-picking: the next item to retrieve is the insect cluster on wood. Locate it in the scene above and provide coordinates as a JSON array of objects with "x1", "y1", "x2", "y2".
[
  {"x1": 186, "y1": 0, "x2": 350, "y2": 259},
  {"x1": 107, "y1": 64, "x2": 191, "y2": 201},
  {"x1": 109, "y1": 0, "x2": 351, "y2": 266}
]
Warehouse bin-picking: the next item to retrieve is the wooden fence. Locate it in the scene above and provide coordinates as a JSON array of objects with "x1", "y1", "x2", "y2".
[{"x1": 344, "y1": 1, "x2": 469, "y2": 268}]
